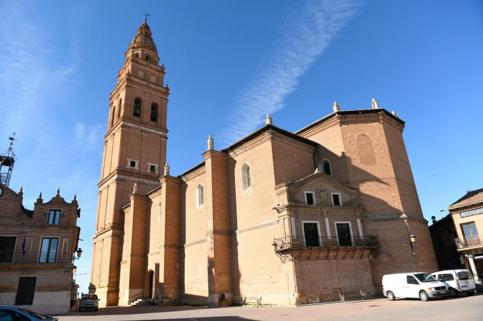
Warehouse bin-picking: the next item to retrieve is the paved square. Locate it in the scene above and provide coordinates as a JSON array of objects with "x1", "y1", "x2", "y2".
[{"x1": 59, "y1": 296, "x2": 483, "y2": 321}]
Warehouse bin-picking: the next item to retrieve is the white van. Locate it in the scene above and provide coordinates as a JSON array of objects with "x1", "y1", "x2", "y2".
[
  {"x1": 430, "y1": 269, "x2": 476, "y2": 296},
  {"x1": 382, "y1": 272, "x2": 448, "y2": 301}
]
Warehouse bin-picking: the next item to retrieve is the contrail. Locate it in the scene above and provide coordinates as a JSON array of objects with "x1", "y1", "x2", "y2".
[{"x1": 221, "y1": 0, "x2": 362, "y2": 144}]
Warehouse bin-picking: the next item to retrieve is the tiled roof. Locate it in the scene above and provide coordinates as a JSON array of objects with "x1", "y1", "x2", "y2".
[{"x1": 449, "y1": 188, "x2": 483, "y2": 210}]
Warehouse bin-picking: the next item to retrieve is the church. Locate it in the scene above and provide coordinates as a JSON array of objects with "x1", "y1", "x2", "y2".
[{"x1": 91, "y1": 21, "x2": 437, "y2": 307}]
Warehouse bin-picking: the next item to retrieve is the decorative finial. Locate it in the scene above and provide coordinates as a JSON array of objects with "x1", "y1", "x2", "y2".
[
  {"x1": 56, "y1": 188, "x2": 60, "y2": 195},
  {"x1": 73, "y1": 194, "x2": 77, "y2": 201},
  {"x1": 144, "y1": 13, "x2": 150, "y2": 23},
  {"x1": 19, "y1": 186, "x2": 23, "y2": 197},
  {"x1": 37, "y1": 192, "x2": 43, "y2": 202},
  {"x1": 207, "y1": 134, "x2": 214, "y2": 151},
  {"x1": 332, "y1": 101, "x2": 340, "y2": 113},
  {"x1": 391, "y1": 110, "x2": 398, "y2": 117},
  {"x1": 371, "y1": 98, "x2": 379, "y2": 109},
  {"x1": 265, "y1": 114, "x2": 272, "y2": 126},
  {"x1": 133, "y1": 182, "x2": 138, "y2": 194},
  {"x1": 164, "y1": 163, "x2": 170, "y2": 176}
]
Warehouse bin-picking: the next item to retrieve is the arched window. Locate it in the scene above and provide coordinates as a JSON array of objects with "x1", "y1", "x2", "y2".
[
  {"x1": 145, "y1": 55, "x2": 151, "y2": 62},
  {"x1": 133, "y1": 97, "x2": 142, "y2": 117},
  {"x1": 318, "y1": 160, "x2": 332, "y2": 176},
  {"x1": 110, "y1": 105, "x2": 116, "y2": 127},
  {"x1": 117, "y1": 98, "x2": 122, "y2": 119},
  {"x1": 242, "y1": 164, "x2": 251, "y2": 190},
  {"x1": 150, "y1": 103, "x2": 158, "y2": 122},
  {"x1": 196, "y1": 184, "x2": 204, "y2": 207}
]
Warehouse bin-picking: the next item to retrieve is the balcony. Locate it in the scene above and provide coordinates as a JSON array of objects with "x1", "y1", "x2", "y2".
[
  {"x1": 0, "y1": 251, "x2": 73, "y2": 266},
  {"x1": 272, "y1": 236, "x2": 378, "y2": 261},
  {"x1": 455, "y1": 238, "x2": 483, "y2": 252}
]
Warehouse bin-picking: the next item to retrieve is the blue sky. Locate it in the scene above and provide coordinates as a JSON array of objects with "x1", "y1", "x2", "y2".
[{"x1": 1, "y1": 0, "x2": 482, "y2": 293}]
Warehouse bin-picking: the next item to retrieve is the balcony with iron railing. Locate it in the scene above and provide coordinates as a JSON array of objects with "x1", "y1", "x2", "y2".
[
  {"x1": 0, "y1": 250, "x2": 73, "y2": 266},
  {"x1": 272, "y1": 235, "x2": 378, "y2": 261},
  {"x1": 455, "y1": 238, "x2": 483, "y2": 252}
]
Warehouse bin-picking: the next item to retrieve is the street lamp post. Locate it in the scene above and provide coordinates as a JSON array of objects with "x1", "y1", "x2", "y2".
[{"x1": 400, "y1": 213, "x2": 416, "y2": 256}]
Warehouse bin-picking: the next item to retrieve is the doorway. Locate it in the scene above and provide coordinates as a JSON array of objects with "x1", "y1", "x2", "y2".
[
  {"x1": 336, "y1": 222, "x2": 353, "y2": 246},
  {"x1": 303, "y1": 222, "x2": 320, "y2": 247},
  {"x1": 15, "y1": 277, "x2": 36, "y2": 305},
  {"x1": 147, "y1": 270, "x2": 154, "y2": 300}
]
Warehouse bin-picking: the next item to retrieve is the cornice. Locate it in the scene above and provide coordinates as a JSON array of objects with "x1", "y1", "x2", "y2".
[
  {"x1": 97, "y1": 170, "x2": 160, "y2": 188},
  {"x1": 104, "y1": 119, "x2": 168, "y2": 139},
  {"x1": 226, "y1": 131, "x2": 272, "y2": 157},
  {"x1": 181, "y1": 165, "x2": 206, "y2": 182}
]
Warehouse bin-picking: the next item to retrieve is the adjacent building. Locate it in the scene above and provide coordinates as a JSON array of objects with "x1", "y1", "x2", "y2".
[
  {"x1": 0, "y1": 184, "x2": 81, "y2": 314},
  {"x1": 449, "y1": 188, "x2": 483, "y2": 284},
  {"x1": 429, "y1": 214, "x2": 463, "y2": 270},
  {"x1": 91, "y1": 21, "x2": 438, "y2": 307}
]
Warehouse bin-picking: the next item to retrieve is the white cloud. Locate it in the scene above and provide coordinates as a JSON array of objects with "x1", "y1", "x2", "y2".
[
  {"x1": 221, "y1": 0, "x2": 362, "y2": 144},
  {"x1": 75, "y1": 123, "x2": 104, "y2": 149}
]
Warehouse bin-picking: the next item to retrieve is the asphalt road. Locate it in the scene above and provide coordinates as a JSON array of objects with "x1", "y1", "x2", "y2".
[{"x1": 59, "y1": 295, "x2": 483, "y2": 321}]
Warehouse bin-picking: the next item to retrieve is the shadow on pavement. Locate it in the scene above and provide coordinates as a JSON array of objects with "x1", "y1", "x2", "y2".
[
  {"x1": 68, "y1": 305, "x2": 210, "y2": 316},
  {"x1": 119, "y1": 316, "x2": 257, "y2": 321}
]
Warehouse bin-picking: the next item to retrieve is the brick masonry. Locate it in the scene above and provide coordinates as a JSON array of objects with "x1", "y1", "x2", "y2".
[{"x1": 91, "y1": 23, "x2": 438, "y2": 307}]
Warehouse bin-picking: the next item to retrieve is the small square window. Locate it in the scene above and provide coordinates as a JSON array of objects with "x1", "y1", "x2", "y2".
[
  {"x1": 305, "y1": 192, "x2": 315, "y2": 206},
  {"x1": 127, "y1": 159, "x2": 138, "y2": 169},
  {"x1": 332, "y1": 193, "x2": 342, "y2": 207},
  {"x1": 149, "y1": 164, "x2": 157, "y2": 173}
]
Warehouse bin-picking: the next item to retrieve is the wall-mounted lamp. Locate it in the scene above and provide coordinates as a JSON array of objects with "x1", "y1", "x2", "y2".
[{"x1": 400, "y1": 213, "x2": 415, "y2": 256}]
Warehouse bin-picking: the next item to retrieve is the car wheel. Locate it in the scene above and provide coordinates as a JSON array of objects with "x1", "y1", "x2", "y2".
[
  {"x1": 449, "y1": 288, "x2": 458, "y2": 298},
  {"x1": 419, "y1": 291, "x2": 429, "y2": 301},
  {"x1": 387, "y1": 291, "x2": 395, "y2": 301}
]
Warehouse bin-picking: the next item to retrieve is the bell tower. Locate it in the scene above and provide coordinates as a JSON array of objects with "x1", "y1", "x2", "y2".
[{"x1": 91, "y1": 21, "x2": 169, "y2": 306}]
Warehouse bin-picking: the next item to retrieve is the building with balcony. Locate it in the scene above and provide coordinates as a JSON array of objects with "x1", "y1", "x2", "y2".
[
  {"x1": 90, "y1": 21, "x2": 437, "y2": 307},
  {"x1": 0, "y1": 184, "x2": 81, "y2": 314},
  {"x1": 449, "y1": 188, "x2": 483, "y2": 284},
  {"x1": 429, "y1": 214, "x2": 464, "y2": 270}
]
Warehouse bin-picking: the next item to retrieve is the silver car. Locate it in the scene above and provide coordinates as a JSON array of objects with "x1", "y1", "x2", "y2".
[{"x1": 0, "y1": 305, "x2": 58, "y2": 321}]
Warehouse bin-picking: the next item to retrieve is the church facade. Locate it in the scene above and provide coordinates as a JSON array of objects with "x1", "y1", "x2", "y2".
[{"x1": 91, "y1": 22, "x2": 437, "y2": 307}]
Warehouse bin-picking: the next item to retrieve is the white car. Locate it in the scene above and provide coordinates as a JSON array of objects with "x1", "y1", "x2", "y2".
[
  {"x1": 382, "y1": 272, "x2": 448, "y2": 301},
  {"x1": 430, "y1": 269, "x2": 476, "y2": 297}
]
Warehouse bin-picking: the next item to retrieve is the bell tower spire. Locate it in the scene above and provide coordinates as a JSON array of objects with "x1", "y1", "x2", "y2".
[
  {"x1": 125, "y1": 20, "x2": 159, "y2": 64},
  {"x1": 91, "y1": 21, "x2": 169, "y2": 307}
]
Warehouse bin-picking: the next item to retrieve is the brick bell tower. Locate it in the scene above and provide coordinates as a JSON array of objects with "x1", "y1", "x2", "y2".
[{"x1": 91, "y1": 20, "x2": 169, "y2": 306}]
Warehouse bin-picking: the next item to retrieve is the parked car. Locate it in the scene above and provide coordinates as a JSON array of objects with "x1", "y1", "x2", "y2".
[
  {"x1": 382, "y1": 272, "x2": 448, "y2": 301},
  {"x1": 430, "y1": 269, "x2": 476, "y2": 297},
  {"x1": 79, "y1": 293, "x2": 99, "y2": 312},
  {"x1": 0, "y1": 305, "x2": 58, "y2": 320}
]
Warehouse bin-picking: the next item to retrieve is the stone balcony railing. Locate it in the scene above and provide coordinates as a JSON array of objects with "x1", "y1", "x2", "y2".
[
  {"x1": 272, "y1": 235, "x2": 378, "y2": 261},
  {"x1": 273, "y1": 236, "x2": 377, "y2": 252},
  {"x1": 455, "y1": 238, "x2": 482, "y2": 250}
]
